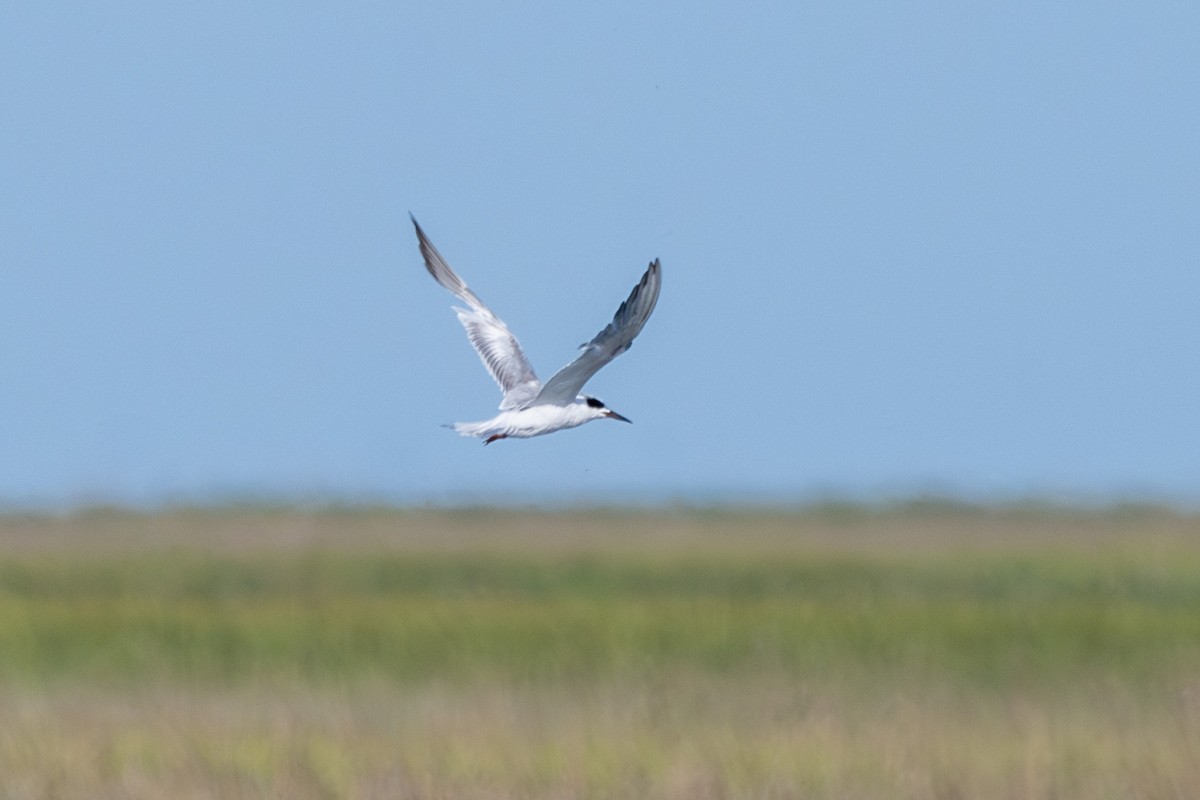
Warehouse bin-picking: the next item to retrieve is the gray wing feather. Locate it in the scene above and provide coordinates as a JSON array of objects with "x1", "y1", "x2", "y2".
[
  {"x1": 411, "y1": 215, "x2": 541, "y2": 410},
  {"x1": 535, "y1": 258, "x2": 661, "y2": 406}
]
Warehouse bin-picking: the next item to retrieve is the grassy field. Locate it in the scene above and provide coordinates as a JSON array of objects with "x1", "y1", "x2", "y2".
[{"x1": 1, "y1": 504, "x2": 1198, "y2": 798}]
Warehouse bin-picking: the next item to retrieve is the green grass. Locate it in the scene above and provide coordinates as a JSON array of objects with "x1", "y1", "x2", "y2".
[
  {"x1": 3, "y1": 549, "x2": 1199, "y2": 687},
  {"x1": 1, "y1": 506, "x2": 1199, "y2": 798}
]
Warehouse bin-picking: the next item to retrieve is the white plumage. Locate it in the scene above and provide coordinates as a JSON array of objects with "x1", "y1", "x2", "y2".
[{"x1": 411, "y1": 215, "x2": 661, "y2": 444}]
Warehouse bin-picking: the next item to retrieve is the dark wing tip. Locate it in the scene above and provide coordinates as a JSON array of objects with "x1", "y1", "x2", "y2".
[
  {"x1": 641, "y1": 259, "x2": 661, "y2": 296},
  {"x1": 410, "y1": 215, "x2": 462, "y2": 293},
  {"x1": 601, "y1": 255, "x2": 661, "y2": 341},
  {"x1": 635, "y1": 257, "x2": 661, "y2": 310}
]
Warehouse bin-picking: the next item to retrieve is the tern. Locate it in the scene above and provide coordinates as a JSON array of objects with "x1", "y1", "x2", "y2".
[{"x1": 411, "y1": 215, "x2": 661, "y2": 444}]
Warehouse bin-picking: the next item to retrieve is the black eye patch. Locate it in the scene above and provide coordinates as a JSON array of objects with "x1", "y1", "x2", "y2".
[{"x1": 585, "y1": 397, "x2": 605, "y2": 409}]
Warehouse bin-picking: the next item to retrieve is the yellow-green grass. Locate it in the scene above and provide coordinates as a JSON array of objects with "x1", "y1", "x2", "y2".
[{"x1": 1, "y1": 506, "x2": 1198, "y2": 798}]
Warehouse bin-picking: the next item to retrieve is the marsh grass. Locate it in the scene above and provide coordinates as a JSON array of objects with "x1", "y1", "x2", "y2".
[{"x1": 1, "y1": 506, "x2": 1199, "y2": 798}]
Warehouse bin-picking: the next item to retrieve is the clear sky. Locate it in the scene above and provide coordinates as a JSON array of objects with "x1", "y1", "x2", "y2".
[{"x1": 3, "y1": 2, "x2": 1198, "y2": 507}]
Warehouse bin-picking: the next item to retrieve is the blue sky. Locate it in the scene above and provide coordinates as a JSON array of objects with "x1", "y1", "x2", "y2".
[{"x1": 3, "y1": 2, "x2": 1198, "y2": 507}]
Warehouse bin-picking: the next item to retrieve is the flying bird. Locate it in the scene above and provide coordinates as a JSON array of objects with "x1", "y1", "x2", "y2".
[{"x1": 411, "y1": 215, "x2": 661, "y2": 444}]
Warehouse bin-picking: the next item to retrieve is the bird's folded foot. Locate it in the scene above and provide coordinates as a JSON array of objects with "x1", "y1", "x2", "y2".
[{"x1": 483, "y1": 434, "x2": 507, "y2": 445}]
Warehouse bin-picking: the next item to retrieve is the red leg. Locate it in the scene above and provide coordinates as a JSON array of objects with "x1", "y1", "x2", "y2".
[{"x1": 484, "y1": 434, "x2": 507, "y2": 445}]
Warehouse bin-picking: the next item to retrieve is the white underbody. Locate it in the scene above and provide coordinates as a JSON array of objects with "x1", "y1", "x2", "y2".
[
  {"x1": 411, "y1": 216, "x2": 659, "y2": 444},
  {"x1": 450, "y1": 400, "x2": 603, "y2": 440}
]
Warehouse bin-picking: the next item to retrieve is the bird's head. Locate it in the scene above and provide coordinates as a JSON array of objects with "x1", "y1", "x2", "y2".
[{"x1": 583, "y1": 395, "x2": 631, "y2": 423}]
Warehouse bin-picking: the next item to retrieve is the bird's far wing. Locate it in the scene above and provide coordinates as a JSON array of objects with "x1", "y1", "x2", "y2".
[
  {"x1": 411, "y1": 215, "x2": 540, "y2": 409},
  {"x1": 534, "y1": 258, "x2": 661, "y2": 406}
]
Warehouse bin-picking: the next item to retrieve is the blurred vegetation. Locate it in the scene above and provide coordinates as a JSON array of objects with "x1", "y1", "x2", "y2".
[
  {"x1": 2, "y1": 547, "x2": 1199, "y2": 688},
  {"x1": 1, "y1": 505, "x2": 1198, "y2": 798}
]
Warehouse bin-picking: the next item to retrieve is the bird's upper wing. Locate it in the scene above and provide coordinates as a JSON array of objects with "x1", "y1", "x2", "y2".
[
  {"x1": 534, "y1": 258, "x2": 661, "y2": 406},
  {"x1": 412, "y1": 215, "x2": 541, "y2": 410}
]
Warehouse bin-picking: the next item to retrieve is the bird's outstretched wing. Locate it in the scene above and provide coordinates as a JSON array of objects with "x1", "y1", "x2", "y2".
[
  {"x1": 411, "y1": 215, "x2": 541, "y2": 410},
  {"x1": 535, "y1": 259, "x2": 661, "y2": 406}
]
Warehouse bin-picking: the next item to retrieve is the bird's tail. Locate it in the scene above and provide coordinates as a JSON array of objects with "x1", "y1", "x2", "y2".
[{"x1": 442, "y1": 421, "x2": 489, "y2": 439}]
